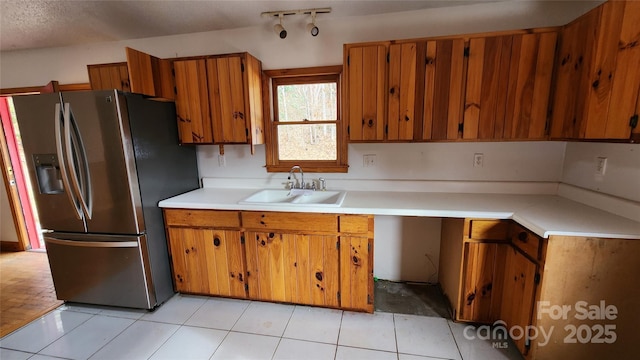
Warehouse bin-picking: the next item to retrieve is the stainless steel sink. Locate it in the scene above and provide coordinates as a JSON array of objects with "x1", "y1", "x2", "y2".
[{"x1": 238, "y1": 189, "x2": 347, "y2": 207}]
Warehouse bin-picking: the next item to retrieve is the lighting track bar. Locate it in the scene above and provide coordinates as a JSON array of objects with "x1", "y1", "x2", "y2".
[{"x1": 260, "y1": 8, "x2": 331, "y2": 18}]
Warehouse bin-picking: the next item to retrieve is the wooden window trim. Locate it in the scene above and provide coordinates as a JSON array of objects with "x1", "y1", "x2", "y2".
[{"x1": 263, "y1": 66, "x2": 348, "y2": 173}]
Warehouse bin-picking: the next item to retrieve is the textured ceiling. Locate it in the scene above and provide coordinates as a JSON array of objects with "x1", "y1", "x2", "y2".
[{"x1": 0, "y1": 0, "x2": 504, "y2": 51}]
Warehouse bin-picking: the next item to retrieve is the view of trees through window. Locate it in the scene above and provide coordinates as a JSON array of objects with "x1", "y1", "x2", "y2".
[{"x1": 276, "y1": 82, "x2": 337, "y2": 161}]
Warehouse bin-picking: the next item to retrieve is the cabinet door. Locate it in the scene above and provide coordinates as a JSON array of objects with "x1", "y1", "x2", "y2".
[
  {"x1": 244, "y1": 232, "x2": 339, "y2": 307},
  {"x1": 422, "y1": 39, "x2": 466, "y2": 140},
  {"x1": 346, "y1": 45, "x2": 387, "y2": 141},
  {"x1": 339, "y1": 236, "x2": 374, "y2": 312},
  {"x1": 387, "y1": 43, "x2": 418, "y2": 140},
  {"x1": 550, "y1": 8, "x2": 600, "y2": 139},
  {"x1": 125, "y1": 47, "x2": 174, "y2": 99},
  {"x1": 464, "y1": 32, "x2": 556, "y2": 140},
  {"x1": 458, "y1": 242, "x2": 508, "y2": 323},
  {"x1": 87, "y1": 63, "x2": 130, "y2": 91},
  {"x1": 594, "y1": 0, "x2": 640, "y2": 139},
  {"x1": 167, "y1": 227, "x2": 246, "y2": 297},
  {"x1": 500, "y1": 247, "x2": 538, "y2": 355},
  {"x1": 173, "y1": 59, "x2": 213, "y2": 144},
  {"x1": 207, "y1": 56, "x2": 249, "y2": 143},
  {"x1": 551, "y1": 1, "x2": 639, "y2": 140}
]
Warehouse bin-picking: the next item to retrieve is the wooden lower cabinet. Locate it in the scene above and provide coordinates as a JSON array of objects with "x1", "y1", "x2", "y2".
[
  {"x1": 167, "y1": 227, "x2": 246, "y2": 297},
  {"x1": 164, "y1": 209, "x2": 374, "y2": 312},
  {"x1": 244, "y1": 232, "x2": 340, "y2": 307},
  {"x1": 500, "y1": 245, "x2": 538, "y2": 355},
  {"x1": 439, "y1": 218, "x2": 510, "y2": 322},
  {"x1": 339, "y1": 236, "x2": 374, "y2": 312},
  {"x1": 441, "y1": 218, "x2": 640, "y2": 359},
  {"x1": 459, "y1": 242, "x2": 508, "y2": 322}
]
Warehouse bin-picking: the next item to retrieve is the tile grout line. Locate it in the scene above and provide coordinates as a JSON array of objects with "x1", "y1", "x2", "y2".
[
  {"x1": 268, "y1": 303, "x2": 297, "y2": 360},
  {"x1": 333, "y1": 310, "x2": 345, "y2": 360},
  {"x1": 34, "y1": 309, "x2": 96, "y2": 355},
  {"x1": 392, "y1": 313, "x2": 400, "y2": 360},
  {"x1": 81, "y1": 312, "x2": 141, "y2": 360},
  {"x1": 446, "y1": 320, "x2": 465, "y2": 360}
]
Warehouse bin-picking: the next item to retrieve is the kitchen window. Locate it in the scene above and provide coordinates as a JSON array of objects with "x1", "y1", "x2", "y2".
[{"x1": 263, "y1": 66, "x2": 348, "y2": 172}]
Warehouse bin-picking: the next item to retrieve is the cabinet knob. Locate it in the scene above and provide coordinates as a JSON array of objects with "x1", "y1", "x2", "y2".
[
  {"x1": 518, "y1": 231, "x2": 528, "y2": 243},
  {"x1": 213, "y1": 237, "x2": 221, "y2": 247},
  {"x1": 367, "y1": 119, "x2": 374, "y2": 127},
  {"x1": 389, "y1": 87, "x2": 395, "y2": 95}
]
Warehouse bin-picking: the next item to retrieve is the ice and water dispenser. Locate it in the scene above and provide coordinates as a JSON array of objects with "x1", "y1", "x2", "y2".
[{"x1": 33, "y1": 154, "x2": 64, "y2": 194}]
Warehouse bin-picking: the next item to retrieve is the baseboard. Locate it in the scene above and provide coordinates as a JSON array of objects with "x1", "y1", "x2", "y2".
[{"x1": 1, "y1": 241, "x2": 22, "y2": 252}]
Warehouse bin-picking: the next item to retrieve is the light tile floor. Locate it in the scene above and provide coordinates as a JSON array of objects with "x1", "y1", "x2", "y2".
[{"x1": 0, "y1": 294, "x2": 523, "y2": 360}]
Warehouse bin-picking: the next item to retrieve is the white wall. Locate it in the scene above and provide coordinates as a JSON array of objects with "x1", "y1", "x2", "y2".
[
  {"x1": 198, "y1": 142, "x2": 566, "y2": 184},
  {"x1": 374, "y1": 216, "x2": 441, "y2": 283},
  {"x1": 562, "y1": 142, "x2": 640, "y2": 202}
]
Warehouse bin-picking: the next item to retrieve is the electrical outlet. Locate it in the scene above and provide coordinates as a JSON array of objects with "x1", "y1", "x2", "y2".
[
  {"x1": 596, "y1": 157, "x2": 607, "y2": 176},
  {"x1": 473, "y1": 153, "x2": 484, "y2": 168},
  {"x1": 218, "y1": 154, "x2": 226, "y2": 167},
  {"x1": 363, "y1": 154, "x2": 376, "y2": 167}
]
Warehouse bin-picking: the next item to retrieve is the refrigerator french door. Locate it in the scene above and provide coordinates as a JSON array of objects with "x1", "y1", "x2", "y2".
[{"x1": 10, "y1": 90, "x2": 199, "y2": 309}]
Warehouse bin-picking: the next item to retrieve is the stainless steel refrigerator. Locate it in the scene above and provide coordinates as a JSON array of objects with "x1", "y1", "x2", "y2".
[{"x1": 10, "y1": 90, "x2": 199, "y2": 309}]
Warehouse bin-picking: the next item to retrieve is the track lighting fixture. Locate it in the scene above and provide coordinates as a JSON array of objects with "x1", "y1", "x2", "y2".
[
  {"x1": 274, "y1": 13, "x2": 287, "y2": 39},
  {"x1": 261, "y1": 8, "x2": 330, "y2": 39},
  {"x1": 306, "y1": 11, "x2": 319, "y2": 37}
]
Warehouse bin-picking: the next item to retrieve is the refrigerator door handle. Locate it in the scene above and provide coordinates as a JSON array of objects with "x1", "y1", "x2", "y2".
[
  {"x1": 63, "y1": 103, "x2": 93, "y2": 219},
  {"x1": 54, "y1": 102, "x2": 83, "y2": 220},
  {"x1": 45, "y1": 237, "x2": 138, "y2": 248}
]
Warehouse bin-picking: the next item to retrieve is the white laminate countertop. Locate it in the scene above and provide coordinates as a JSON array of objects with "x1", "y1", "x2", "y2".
[{"x1": 158, "y1": 187, "x2": 640, "y2": 240}]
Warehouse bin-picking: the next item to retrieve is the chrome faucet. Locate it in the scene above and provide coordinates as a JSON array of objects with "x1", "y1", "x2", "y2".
[{"x1": 288, "y1": 166, "x2": 305, "y2": 189}]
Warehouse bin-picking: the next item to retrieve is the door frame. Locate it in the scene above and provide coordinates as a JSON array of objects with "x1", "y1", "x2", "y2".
[{"x1": 1, "y1": 97, "x2": 32, "y2": 250}]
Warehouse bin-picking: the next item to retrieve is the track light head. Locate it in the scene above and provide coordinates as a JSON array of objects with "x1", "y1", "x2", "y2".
[
  {"x1": 306, "y1": 22, "x2": 319, "y2": 36},
  {"x1": 274, "y1": 13, "x2": 287, "y2": 39},
  {"x1": 306, "y1": 11, "x2": 318, "y2": 36},
  {"x1": 274, "y1": 23, "x2": 287, "y2": 38}
]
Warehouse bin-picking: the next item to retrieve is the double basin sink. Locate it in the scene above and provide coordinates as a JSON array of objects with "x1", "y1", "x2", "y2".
[{"x1": 238, "y1": 189, "x2": 347, "y2": 207}]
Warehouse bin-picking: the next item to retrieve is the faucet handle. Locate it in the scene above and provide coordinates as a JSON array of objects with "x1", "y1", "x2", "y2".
[{"x1": 319, "y1": 178, "x2": 326, "y2": 191}]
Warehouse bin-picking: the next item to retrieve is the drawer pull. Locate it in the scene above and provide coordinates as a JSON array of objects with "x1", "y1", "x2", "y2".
[
  {"x1": 213, "y1": 237, "x2": 221, "y2": 247},
  {"x1": 518, "y1": 232, "x2": 528, "y2": 243},
  {"x1": 315, "y1": 272, "x2": 323, "y2": 281}
]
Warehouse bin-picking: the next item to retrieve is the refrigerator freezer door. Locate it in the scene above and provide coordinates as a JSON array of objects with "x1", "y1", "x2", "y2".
[
  {"x1": 44, "y1": 233, "x2": 155, "y2": 309},
  {"x1": 12, "y1": 94, "x2": 85, "y2": 233},
  {"x1": 61, "y1": 91, "x2": 144, "y2": 235}
]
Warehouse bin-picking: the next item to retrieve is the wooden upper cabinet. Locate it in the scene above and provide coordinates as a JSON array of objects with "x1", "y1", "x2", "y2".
[
  {"x1": 87, "y1": 62, "x2": 130, "y2": 91},
  {"x1": 173, "y1": 53, "x2": 264, "y2": 146},
  {"x1": 345, "y1": 45, "x2": 387, "y2": 141},
  {"x1": 551, "y1": 0, "x2": 640, "y2": 140},
  {"x1": 173, "y1": 59, "x2": 213, "y2": 144},
  {"x1": 125, "y1": 47, "x2": 174, "y2": 100},
  {"x1": 422, "y1": 39, "x2": 466, "y2": 140},
  {"x1": 207, "y1": 54, "x2": 263, "y2": 144},
  {"x1": 463, "y1": 32, "x2": 557, "y2": 140},
  {"x1": 387, "y1": 42, "x2": 419, "y2": 141}
]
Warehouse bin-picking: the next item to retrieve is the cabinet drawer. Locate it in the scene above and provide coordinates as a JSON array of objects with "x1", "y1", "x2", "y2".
[
  {"x1": 339, "y1": 215, "x2": 372, "y2": 234},
  {"x1": 164, "y1": 209, "x2": 241, "y2": 228},
  {"x1": 510, "y1": 223, "x2": 541, "y2": 260},
  {"x1": 468, "y1": 219, "x2": 510, "y2": 241},
  {"x1": 242, "y1": 212, "x2": 338, "y2": 233}
]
